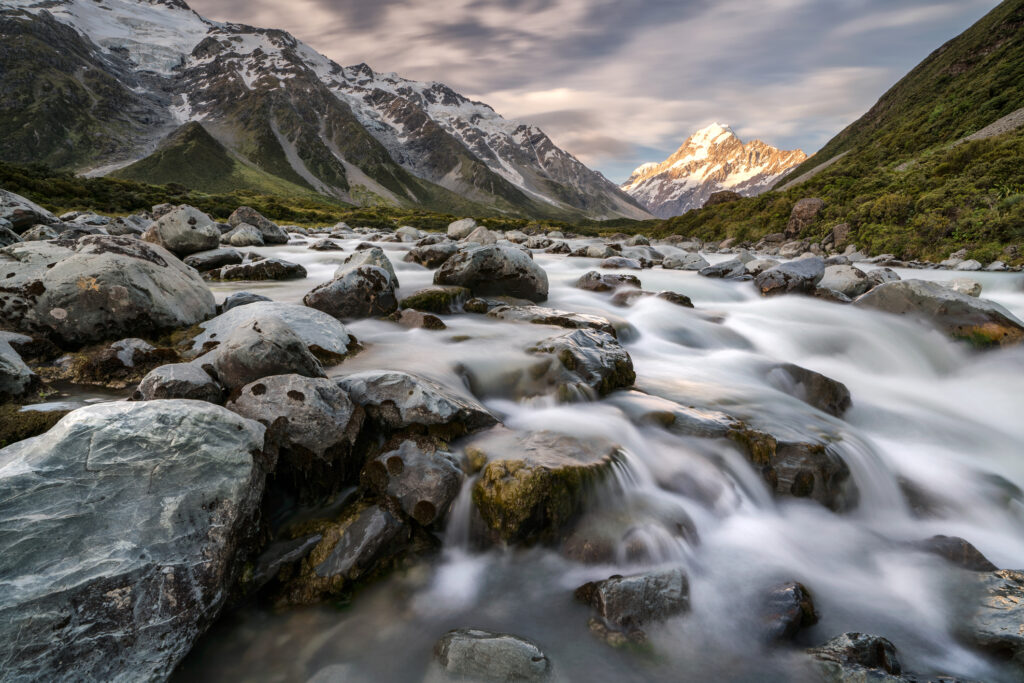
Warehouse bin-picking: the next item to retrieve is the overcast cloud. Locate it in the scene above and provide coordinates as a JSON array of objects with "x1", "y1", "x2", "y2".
[{"x1": 188, "y1": 0, "x2": 1001, "y2": 182}]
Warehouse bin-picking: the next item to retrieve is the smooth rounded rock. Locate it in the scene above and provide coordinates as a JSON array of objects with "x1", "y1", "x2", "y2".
[
  {"x1": 433, "y1": 629, "x2": 551, "y2": 682},
  {"x1": 434, "y1": 245, "x2": 549, "y2": 303}
]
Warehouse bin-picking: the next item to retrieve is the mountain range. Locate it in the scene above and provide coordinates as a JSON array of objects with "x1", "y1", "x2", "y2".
[
  {"x1": 0, "y1": 0, "x2": 650, "y2": 220},
  {"x1": 619, "y1": 123, "x2": 807, "y2": 218}
]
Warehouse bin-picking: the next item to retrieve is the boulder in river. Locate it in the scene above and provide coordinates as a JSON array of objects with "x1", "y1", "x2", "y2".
[
  {"x1": 575, "y1": 567, "x2": 690, "y2": 645},
  {"x1": 337, "y1": 370, "x2": 497, "y2": 438},
  {"x1": 854, "y1": 279, "x2": 1024, "y2": 348},
  {"x1": 961, "y1": 569, "x2": 1024, "y2": 664},
  {"x1": 391, "y1": 308, "x2": 447, "y2": 330},
  {"x1": 220, "y1": 291, "x2": 272, "y2": 313},
  {"x1": 405, "y1": 241, "x2": 458, "y2": 268},
  {"x1": 207, "y1": 258, "x2": 307, "y2": 281},
  {"x1": 208, "y1": 317, "x2": 326, "y2": 393},
  {"x1": 807, "y1": 633, "x2": 902, "y2": 681},
  {"x1": 433, "y1": 629, "x2": 551, "y2": 682},
  {"x1": 304, "y1": 266, "x2": 397, "y2": 320},
  {"x1": 447, "y1": 217, "x2": 478, "y2": 240},
  {"x1": 0, "y1": 401, "x2": 266, "y2": 681},
  {"x1": 183, "y1": 247, "x2": 243, "y2": 272},
  {"x1": 434, "y1": 245, "x2": 549, "y2": 303},
  {"x1": 766, "y1": 363, "x2": 852, "y2": 417},
  {"x1": 0, "y1": 235, "x2": 216, "y2": 346},
  {"x1": 663, "y1": 252, "x2": 709, "y2": 271},
  {"x1": 228, "y1": 206, "x2": 289, "y2": 244},
  {"x1": 190, "y1": 301, "x2": 355, "y2": 362},
  {"x1": 335, "y1": 247, "x2": 399, "y2": 286},
  {"x1": 399, "y1": 286, "x2": 471, "y2": 314},
  {"x1": 488, "y1": 304, "x2": 618, "y2": 336},
  {"x1": 575, "y1": 270, "x2": 642, "y2": 292},
  {"x1": 762, "y1": 582, "x2": 818, "y2": 641},
  {"x1": 755, "y1": 257, "x2": 825, "y2": 296},
  {"x1": 362, "y1": 440, "x2": 465, "y2": 526},
  {"x1": 699, "y1": 258, "x2": 745, "y2": 279},
  {"x1": 610, "y1": 289, "x2": 693, "y2": 309},
  {"x1": 528, "y1": 328, "x2": 636, "y2": 401},
  {"x1": 222, "y1": 223, "x2": 265, "y2": 247},
  {"x1": 134, "y1": 360, "x2": 226, "y2": 404},
  {"x1": 227, "y1": 374, "x2": 365, "y2": 499},
  {"x1": 141, "y1": 205, "x2": 221, "y2": 257},
  {"x1": 470, "y1": 428, "x2": 625, "y2": 545},
  {"x1": 818, "y1": 265, "x2": 871, "y2": 298}
]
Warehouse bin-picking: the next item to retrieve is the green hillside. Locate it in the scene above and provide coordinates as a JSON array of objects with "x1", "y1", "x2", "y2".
[{"x1": 660, "y1": 0, "x2": 1024, "y2": 263}]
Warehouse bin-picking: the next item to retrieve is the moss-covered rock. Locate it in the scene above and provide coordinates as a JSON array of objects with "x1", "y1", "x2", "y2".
[
  {"x1": 0, "y1": 404, "x2": 68, "y2": 448},
  {"x1": 36, "y1": 338, "x2": 179, "y2": 389},
  {"x1": 399, "y1": 286, "x2": 471, "y2": 314},
  {"x1": 469, "y1": 429, "x2": 625, "y2": 545}
]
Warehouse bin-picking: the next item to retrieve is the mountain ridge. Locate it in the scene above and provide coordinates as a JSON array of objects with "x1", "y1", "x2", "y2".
[
  {"x1": 0, "y1": 0, "x2": 650, "y2": 220},
  {"x1": 621, "y1": 123, "x2": 806, "y2": 218}
]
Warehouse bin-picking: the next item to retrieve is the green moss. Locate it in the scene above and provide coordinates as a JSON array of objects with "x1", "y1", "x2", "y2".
[
  {"x1": 399, "y1": 287, "x2": 470, "y2": 314},
  {"x1": 0, "y1": 404, "x2": 68, "y2": 448}
]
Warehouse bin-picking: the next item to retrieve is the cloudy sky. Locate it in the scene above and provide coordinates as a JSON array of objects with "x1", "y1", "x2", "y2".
[{"x1": 189, "y1": 0, "x2": 1001, "y2": 182}]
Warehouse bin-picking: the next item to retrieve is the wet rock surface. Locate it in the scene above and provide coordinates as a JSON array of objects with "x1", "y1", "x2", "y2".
[
  {"x1": 304, "y1": 265, "x2": 397, "y2": 320},
  {"x1": 433, "y1": 629, "x2": 551, "y2": 682},
  {"x1": 575, "y1": 568, "x2": 690, "y2": 644},
  {"x1": 141, "y1": 205, "x2": 221, "y2": 257},
  {"x1": 434, "y1": 245, "x2": 549, "y2": 302},
  {"x1": 0, "y1": 401, "x2": 266, "y2": 681},
  {"x1": 363, "y1": 440, "x2": 464, "y2": 526},
  {"x1": 207, "y1": 317, "x2": 326, "y2": 393}
]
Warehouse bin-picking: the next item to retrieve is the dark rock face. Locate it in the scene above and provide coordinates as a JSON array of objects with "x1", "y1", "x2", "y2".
[
  {"x1": 303, "y1": 266, "x2": 397, "y2": 320},
  {"x1": 276, "y1": 502, "x2": 412, "y2": 605},
  {"x1": 488, "y1": 304, "x2": 617, "y2": 336},
  {"x1": 962, "y1": 569, "x2": 1024, "y2": 662},
  {"x1": 807, "y1": 633, "x2": 902, "y2": 680},
  {"x1": 184, "y1": 247, "x2": 243, "y2": 272},
  {"x1": 767, "y1": 363, "x2": 852, "y2": 417},
  {"x1": 0, "y1": 225, "x2": 21, "y2": 248},
  {"x1": 337, "y1": 370, "x2": 497, "y2": 438},
  {"x1": 434, "y1": 245, "x2": 549, "y2": 302},
  {"x1": 308, "y1": 238, "x2": 343, "y2": 251},
  {"x1": 528, "y1": 329, "x2": 636, "y2": 400},
  {"x1": 699, "y1": 258, "x2": 745, "y2": 279},
  {"x1": 228, "y1": 206, "x2": 289, "y2": 244},
  {"x1": 391, "y1": 308, "x2": 447, "y2": 330},
  {"x1": 227, "y1": 374, "x2": 364, "y2": 499},
  {"x1": 208, "y1": 318, "x2": 326, "y2": 393},
  {"x1": 854, "y1": 279, "x2": 1024, "y2": 348},
  {"x1": 134, "y1": 361, "x2": 225, "y2": 404},
  {"x1": 207, "y1": 258, "x2": 307, "y2": 281},
  {"x1": 362, "y1": 440, "x2": 464, "y2": 526},
  {"x1": 0, "y1": 235, "x2": 216, "y2": 346},
  {"x1": 469, "y1": 429, "x2": 624, "y2": 545},
  {"x1": 786, "y1": 198, "x2": 825, "y2": 238},
  {"x1": 46, "y1": 337, "x2": 179, "y2": 389},
  {"x1": 575, "y1": 270, "x2": 642, "y2": 292},
  {"x1": 399, "y1": 286, "x2": 470, "y2": 313},
  {"x1": 762, "y1": 582, "x2": 818, "y2": 641},
  {"x1": 335, "y1": 247, "x2": 399, "y2": 286},
  {"x1": 141, "y1": 205, "x2": 221, "y2": 257},
  {"x1": 434, "y1": 629, "x2": 551, "y2": 681},
  {"x1": 0, "y1": 401, "x2": 266, "y2": 681},
  {"x1": 405, "y1": 241, "x2": 458, "y2": 268},
  {"x1": 755, "y1": 257, "x2": 825, "y2": 296},
  {"x1": 575, "y1": 568, "x2": 690, "y2": 644}
]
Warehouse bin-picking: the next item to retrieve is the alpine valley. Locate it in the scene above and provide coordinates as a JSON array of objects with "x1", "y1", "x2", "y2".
[{"x1": 0, "y1": 0, "x2": 651, "y2": 220}]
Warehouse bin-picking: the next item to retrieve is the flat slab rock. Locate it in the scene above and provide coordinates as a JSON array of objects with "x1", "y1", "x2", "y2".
[
  {"x1": 433, "y1": 629, "x2": 551, "y2": 681},
  {"x1": 0, "y1": 401, "x2": 266, "y2": 681},
  {"x1": 487, "y1": 304, "x2": 617, "y2": 336}
]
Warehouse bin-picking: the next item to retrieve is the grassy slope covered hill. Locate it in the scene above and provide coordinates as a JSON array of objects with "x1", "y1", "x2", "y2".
[{"x1": 657, "y1": 0, "x2": 1024, "y2": 263}]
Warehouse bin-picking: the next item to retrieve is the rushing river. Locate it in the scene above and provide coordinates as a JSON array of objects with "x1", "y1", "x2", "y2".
[{"x1": 171, "y1": 233, "x2": 1024, "y2": 682}]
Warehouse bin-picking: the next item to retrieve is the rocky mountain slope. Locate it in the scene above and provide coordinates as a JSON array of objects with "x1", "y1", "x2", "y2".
[
  {"x1": 621, "y1": 124, "x2": 806, "y2": 218},
  {"x1": 660, "y1": 0, "x2": 1024, "y2": 262},
  {"x1": 0, "y1": 0, "x2": 649, "y2": 220}
]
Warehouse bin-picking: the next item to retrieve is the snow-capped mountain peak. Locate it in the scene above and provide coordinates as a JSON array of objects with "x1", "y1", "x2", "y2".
[{"x1": 622, "y1": 124, "x2": 806, "y2": 219}]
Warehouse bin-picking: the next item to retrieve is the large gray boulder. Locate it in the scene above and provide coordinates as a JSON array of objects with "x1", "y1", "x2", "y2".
[
  {"x1": 228, "y1": 206, "x2": 289, "y2": 244},
  {"x1": 337, "y1": 370, "x2": 497, "y2": 437},
  {"x1": 528, "y1": 328, "x2": 635, "y2": 401},
  {"x1": 141, "y1": 205, "x2": 221, "y2": 257},
  {"x1": 335, "y1": 246, "x2": 399, "y2": 286},
  {"x1": 303, "y1": 266, "x2": 397, "y2": 320},
  {"x1": 434, "y1": 245, "x2": 549, "y2": 302},
  {"x1": 223, "y1": 223, "x2": 265, "y2": 247},
  {"x1": 575, "y1": 568, "x2": 690, "y2": 644},
  {"x1": 755, "y1": 257, "x2": 825, "y2": 296},
  {"x1": 854, "y1": 279, "x2": 1024, "y2": 348},
  {"x1": 663, "y1": 251, "x2": 709, "y2": 271},
  {"x1": 363, "y1": 440, "x2": 464, "y2": 526},
  {"x1": 0, "y1": 401, "x2": 266, "y2": 681},
  {"x1": 227, "y1": 374, "x2": 365, "y2": 498},
  {"x1": 133, "y1": 361, "x2": 225, "y2": 404},
  {"x1": 207, "y1": 258, "x2": 306, "y2": 281},
  {"x1": 818, "y1": 265, "x2": 871, "y2": 298},
  {"x1": 0, "y1": 235, "x2": 216, "y2": 346},
  {"x1": 207, "y1": 318, "x2": 325, "y2": 393},
  {"x1": 190, "y1": 302, "x2": 354, "y2": 360},
  {"x1": 183, "y1": 247, "x2": 243, "y2": 272},
  {"x1": 447, "y1": 218, "x2": 478, "y2": 239},
  {"x1": 433, "y1": 629, "x2": 551, "y2": 681},
  {"x1": 0, "y1": 189, "x2": 58, "y2": 231},
  {"x1": 405, "y1": 241, "x2": 458, "y2": 268}
]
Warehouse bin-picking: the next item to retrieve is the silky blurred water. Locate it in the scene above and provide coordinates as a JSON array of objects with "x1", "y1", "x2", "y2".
[{"x1": 178, "y1": 234, "x2": 1024, "y2": 682}]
